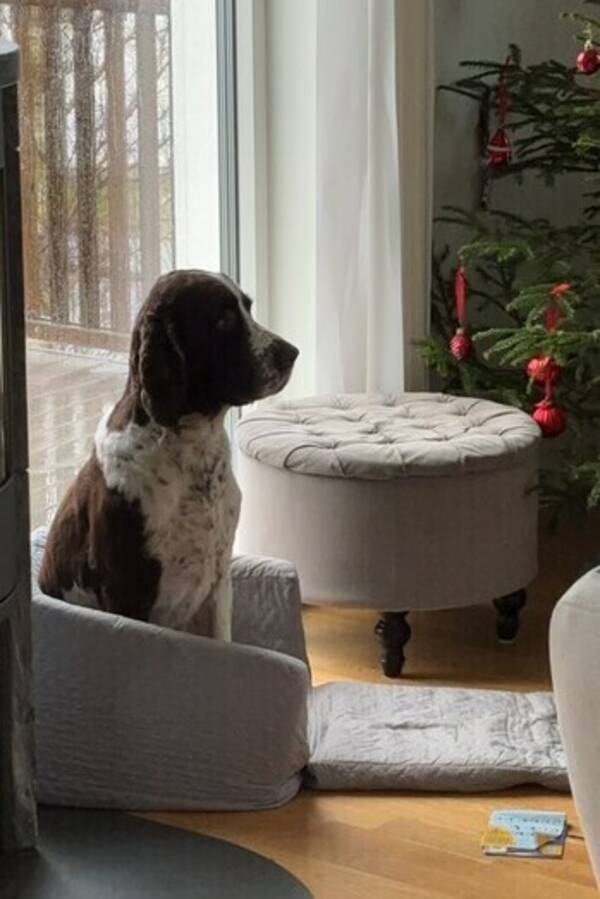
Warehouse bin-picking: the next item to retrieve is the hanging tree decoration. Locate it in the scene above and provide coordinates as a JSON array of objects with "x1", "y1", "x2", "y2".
[
  {"x1": 487, "y1": 58, "x2": 513, "y2": 169},
  {"x1": 546, "y1": 281, "x2": 570, "y2": 332},
  {"x1": 526, "y1": 355, "x2": 562, "y2": 386},
  {"x1": 530, "y1": 283, "x2": 570, "y2": 438},
  {"x1": 533, "y1": 380, "x2": 567, "y2": 439},
  {"x1": 577, "y1": 42, "x2": 600, "y2": 75},
  {"x1": 449, "y1": 264, "x2": 473, "y2": 362},
  {"x1": 576, "y1": 23, "x2": 600, "y2": 75}
]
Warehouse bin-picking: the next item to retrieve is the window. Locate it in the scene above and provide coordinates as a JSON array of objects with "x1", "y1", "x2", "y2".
[
  {"x1": 1, "y1": 0, "x2": 239, "y2": 526},
  {"x1": 0, "y1": 0, "x2": 237, "y2": 352}
]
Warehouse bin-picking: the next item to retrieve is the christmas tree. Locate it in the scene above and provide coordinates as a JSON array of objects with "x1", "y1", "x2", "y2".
[{"x1": 421, "y1": 2, "x2": 600, "y2": 513}]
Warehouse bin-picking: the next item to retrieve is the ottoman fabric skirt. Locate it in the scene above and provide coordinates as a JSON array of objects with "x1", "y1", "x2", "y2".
[{"x1": 236, "y1": 454, "x2": 538, "y2": 611}]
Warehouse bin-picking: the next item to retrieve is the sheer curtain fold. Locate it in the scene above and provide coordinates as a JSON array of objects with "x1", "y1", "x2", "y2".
[{"x1": 315, "y1": 0, "x2": 433, "y2": 394}]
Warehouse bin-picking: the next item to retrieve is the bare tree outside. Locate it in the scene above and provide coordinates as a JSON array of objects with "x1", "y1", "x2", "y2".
[{"x1": 1, "y1": 0, "x2": 175, "y2": 353}]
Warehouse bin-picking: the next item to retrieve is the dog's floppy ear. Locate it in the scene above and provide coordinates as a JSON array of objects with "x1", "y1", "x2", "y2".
[{"x1": 136, "y1": 311, "x2": 187, "y2": 427}]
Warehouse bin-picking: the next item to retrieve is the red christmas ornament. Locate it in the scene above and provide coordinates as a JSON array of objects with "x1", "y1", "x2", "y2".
[
  {"x1": 551, "y1": 282, "x2": 572, "y2": 297},
  {"x1": 533, "y1": 398, "x2": 567, "y2": 438},
  {"x1": 454, "y1": 265, "x2": 468, "y2": 324},
  {"x1": 487, "y1": 60, "x2": 512, "y2": 170},
  {"x1": 450, "y1": 328, "x2": 474, "y2": 362},
  {"x1": 545, "y1": 305, "x2": 561, "y2": 332},
  {"x1": 528, "y1": 282, "x2": 571, "y2": 438},
  {"x1": 487, "y1": 127, "x2": 512, "y2": 169},
  {"x1": 526, "y1": 356, "x2": 562, "y2": 385},
  {"x1": 577, "y1": 44, "x2": 600, "y2": 75},
  {"x1": 546, "y1": 282, "x2": 571, "y2": 332},
  {"x1": 450, "y1": 265, "x2": 473, "y2": 362}
]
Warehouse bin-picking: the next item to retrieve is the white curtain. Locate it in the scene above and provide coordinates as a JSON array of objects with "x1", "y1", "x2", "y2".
[{"x1": 315, "y1": 0, "x2": 434, "y2": 394}]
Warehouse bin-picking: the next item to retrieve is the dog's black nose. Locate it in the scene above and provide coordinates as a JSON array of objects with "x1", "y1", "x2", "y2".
[{"x1": 273, "y1": 339, "x2": 299, "y2": 372}]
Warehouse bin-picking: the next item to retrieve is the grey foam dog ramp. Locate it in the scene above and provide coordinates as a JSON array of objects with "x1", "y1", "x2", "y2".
[{"x1": 306, "y1": 682, "x2": 568, "y2": 792}]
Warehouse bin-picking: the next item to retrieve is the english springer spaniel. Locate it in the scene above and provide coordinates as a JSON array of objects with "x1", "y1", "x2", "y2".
[{"x1": 39, "y1": 270, "x2": 298, "y2": 640}]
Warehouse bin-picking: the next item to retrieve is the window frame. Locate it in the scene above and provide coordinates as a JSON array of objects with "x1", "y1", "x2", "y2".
[{"x1": 216, "y1": 0, "x2": 239, "y2": 284}]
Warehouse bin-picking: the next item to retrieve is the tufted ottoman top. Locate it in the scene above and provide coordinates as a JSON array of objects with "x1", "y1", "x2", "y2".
[{"x1": 237, "y1": 393, "x2": 540, "y2": 480}]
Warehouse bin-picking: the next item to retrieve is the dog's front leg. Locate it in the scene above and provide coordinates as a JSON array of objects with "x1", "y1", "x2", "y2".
[{"x1": 212, "y1": 573, "x2": 233, "y2": 642}]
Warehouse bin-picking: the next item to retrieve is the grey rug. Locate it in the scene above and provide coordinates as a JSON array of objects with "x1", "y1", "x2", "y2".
[{"x1": 0, "y1": 807, "x2": 312, "y2": 899}]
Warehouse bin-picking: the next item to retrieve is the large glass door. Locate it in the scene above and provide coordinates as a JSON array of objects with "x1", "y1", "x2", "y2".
[{"x1": 0, "y1": 0, "x2": 239, "y2": 527}]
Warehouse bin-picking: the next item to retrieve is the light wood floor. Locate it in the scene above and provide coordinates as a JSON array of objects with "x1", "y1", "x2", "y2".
[
  {"x1": 145, "y1": 526, "x2": 600, "y2": 899},
  {"x1": 26, "y1": 347, "x2": 600, "y2": 898},
  {"x1": 153, "y1": 475, "x2": 600, "y2": 896}
]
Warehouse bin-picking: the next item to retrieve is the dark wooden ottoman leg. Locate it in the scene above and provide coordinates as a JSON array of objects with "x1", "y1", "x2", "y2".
[
  {"x1": 375, "y1": 612, "x2": 411, "y2": 678},
  {"x1": 494, "y1": 590, "x2": 527, "y2": 643}
]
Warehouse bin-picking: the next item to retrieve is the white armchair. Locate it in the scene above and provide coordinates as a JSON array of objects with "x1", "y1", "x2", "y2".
[{"x1": 550, "y1": 567, "x2": 600, "y2": 888}]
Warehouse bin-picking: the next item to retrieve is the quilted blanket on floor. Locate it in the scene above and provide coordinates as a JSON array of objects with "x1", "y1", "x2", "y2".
[{"x1": 307, "y1": 683, "x2": 568, "y2": 792}]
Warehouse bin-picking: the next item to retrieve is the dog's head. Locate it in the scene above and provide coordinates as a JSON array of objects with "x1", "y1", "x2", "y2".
[{"x1": 129, "y1": 270, "x2": 299, "y2": 426}]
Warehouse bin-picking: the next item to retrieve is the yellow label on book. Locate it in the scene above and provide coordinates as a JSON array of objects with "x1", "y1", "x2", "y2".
[{"x1": 481, "y1": 826, "x2": 516, "y2": 850}]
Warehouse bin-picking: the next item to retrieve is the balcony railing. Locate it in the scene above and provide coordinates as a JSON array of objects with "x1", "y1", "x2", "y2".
[{"x1": 1, "y1": 0, "x2": 174, "y2": 353}]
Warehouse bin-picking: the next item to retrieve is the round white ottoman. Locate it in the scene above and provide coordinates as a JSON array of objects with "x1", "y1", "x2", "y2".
[{"x1": 236, "y1": 393, "x2": 540, "y2": 676}]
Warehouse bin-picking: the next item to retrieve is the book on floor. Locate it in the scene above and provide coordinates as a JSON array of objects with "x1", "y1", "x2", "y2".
[{"x1": 481, "y1": 810, "x2": 567, "y2": 858}]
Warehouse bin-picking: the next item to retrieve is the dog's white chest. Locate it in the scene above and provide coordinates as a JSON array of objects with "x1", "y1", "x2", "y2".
[
  {"x1": 96, "y1": 413, "x2": 240, "y2": 631},
  {"x1": 148, "y1": 449, "x2": 241, "y2": 628}
]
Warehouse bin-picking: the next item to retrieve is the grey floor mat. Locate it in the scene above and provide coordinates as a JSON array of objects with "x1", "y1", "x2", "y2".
[{"x1": 307, "y1": 683, "x2": 569, "y2": 793}]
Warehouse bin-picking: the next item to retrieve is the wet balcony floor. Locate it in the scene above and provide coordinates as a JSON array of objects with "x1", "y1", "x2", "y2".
[{"x1": 27, "y1": 346, "x2": 127, "y2": 529}]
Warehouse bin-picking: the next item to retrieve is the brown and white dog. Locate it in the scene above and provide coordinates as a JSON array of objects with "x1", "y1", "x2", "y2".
[{"x1": 39, "y1": 270, "x2": 298, "y2": 640}]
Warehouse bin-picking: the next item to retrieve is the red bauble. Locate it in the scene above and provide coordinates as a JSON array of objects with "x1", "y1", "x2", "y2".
[
  {"x1": 487, "y1": 128, "x2": 512, "y2": 169},
  {"x1": 454, "y1": 265, "x2": 469, "y2": 324},
  {"x1": 545, "y1": 305, "x2": 561, "y2": 333},
  {"x1": 450, "y1": 328, "x2": 473, "y2": 362},
  {"x1": 526, "y1": 356, "x2": 562, "y2": 386},
  {"x1": 533, "y1": 399, "x2": 567, "y2": 438},
  {"x1": 577, "y1": 46, "x2": 600, "y2": 75},
  {"x1": 551, "y1": 282, "x2": 572, "y2": 298}
]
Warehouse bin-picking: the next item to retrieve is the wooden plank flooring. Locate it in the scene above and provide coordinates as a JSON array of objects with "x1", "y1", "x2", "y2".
[
  {"x1": 26, "y1": 347, "x2": 599, "y2": 897},
  {"x1": 145, "y1": 524, "x2": 600, "y2": 898}
]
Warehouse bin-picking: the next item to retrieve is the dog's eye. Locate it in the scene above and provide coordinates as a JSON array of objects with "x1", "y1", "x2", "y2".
[{"x1": 216, "y1": 309, "x2": 237, "y2": 332}]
